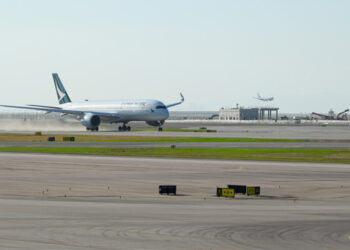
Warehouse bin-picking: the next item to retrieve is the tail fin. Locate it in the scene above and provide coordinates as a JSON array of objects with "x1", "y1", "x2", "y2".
[{"x1": 52, "y1": 73, "x2": 72, "y2": 104}]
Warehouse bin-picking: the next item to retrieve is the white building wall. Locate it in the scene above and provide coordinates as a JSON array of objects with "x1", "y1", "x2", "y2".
[
  {"x1": 219, "y1": 107, "x2": 259, "y2": 120},
  {"x1": 219, "y1": 108, "x2": 240, "y2": 120}
]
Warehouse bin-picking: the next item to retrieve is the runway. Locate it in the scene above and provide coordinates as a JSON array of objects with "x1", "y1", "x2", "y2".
[
  {"x1": 1, "y1": 141, "x2": 350, "y2": 149},
  {"x1": 4, "y1": 122, "x2": 350, "y2": 140},
  {"x1": 0, "y1": 152, "x2": 349, "y2": 249}
]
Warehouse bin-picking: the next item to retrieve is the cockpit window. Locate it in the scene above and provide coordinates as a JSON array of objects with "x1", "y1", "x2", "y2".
[{"x1": 156, "y1": 105, "x2": 167, "y2": 109}]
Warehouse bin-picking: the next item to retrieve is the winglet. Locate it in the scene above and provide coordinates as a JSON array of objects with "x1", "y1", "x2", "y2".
[
  {"x1": 180, "y1": 93, "x2": 184, "y2": 102},
  {"x1": 166, "y1": 93, "x2": 185, "y2": 108}
]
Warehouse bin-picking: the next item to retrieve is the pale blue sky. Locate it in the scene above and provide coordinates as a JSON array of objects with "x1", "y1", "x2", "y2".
[{"x1": 0, "y1": 0, "x2": 349, "y2": 112}]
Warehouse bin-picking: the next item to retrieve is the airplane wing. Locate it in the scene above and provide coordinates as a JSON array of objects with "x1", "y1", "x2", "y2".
[
  {"x1": 166, "y1": 93, "x2": 184, "y2": 108},
  {"x1": 27, "y1": 104, "x2": 62, "y2": 109},
  {"x1": 0, "y1": 104, "x2": 120, "y2": 119}
]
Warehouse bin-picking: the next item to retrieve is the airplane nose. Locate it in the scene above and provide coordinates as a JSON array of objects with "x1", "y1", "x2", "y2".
[{"x1": 163, "y1": 109, "x2": 169, "y2": 119}]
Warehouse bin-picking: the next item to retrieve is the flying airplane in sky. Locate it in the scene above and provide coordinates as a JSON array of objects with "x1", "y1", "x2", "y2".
[
  {"x1": 0, "y1": 73, "x2": 184, "y2": 131},
  {"x1": 254, "y1": 93, "x2": 274, "y2": 102}
]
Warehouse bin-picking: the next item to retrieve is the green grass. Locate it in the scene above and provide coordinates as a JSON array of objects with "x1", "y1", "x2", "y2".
[
  {"x1": 131, "y1": 127, "x2": 217, "y2": 133},
  {"x1": 1, "y1": 147, "x2": 350, "y2": 163},
  {"x1": 85, "y1": 138, "x2": 307, "y2": 143}
]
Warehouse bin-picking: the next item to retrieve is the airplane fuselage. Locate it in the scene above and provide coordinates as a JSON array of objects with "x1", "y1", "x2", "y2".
[
  {"x1": 257, "y1": 97, "x2": 274, "y2": 102},
  {"x1": 61, "y1": 99, "x2": 169, "y2": 123}
]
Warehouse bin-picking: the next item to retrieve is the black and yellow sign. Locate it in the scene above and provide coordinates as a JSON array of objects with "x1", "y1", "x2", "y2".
[
  {"x1": 216, "y1": 188, "x2": 235, "y2": 198},
  {"x1": 247, "y1": 186, "x2": 260, "y2": 196},
  {"x1": 222, "y1": 188, "x2": 234, "y2": 197}
]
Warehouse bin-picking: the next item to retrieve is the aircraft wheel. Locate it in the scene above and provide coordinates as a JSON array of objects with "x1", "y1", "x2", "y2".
[
  {"x1": 158, "y1": 127, "x2": 163, "y2": 132},
  {"x1": 127, "y1": 126, "x2": 131, "y2": 131},
  {"x1": 121, "y1": 124, "x2": 128, "y2": 131}
]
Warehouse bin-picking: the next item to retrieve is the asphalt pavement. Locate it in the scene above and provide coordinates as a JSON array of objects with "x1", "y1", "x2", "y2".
[{"x1": 0, "y1": 153, "x2": 349, "y2": 249}]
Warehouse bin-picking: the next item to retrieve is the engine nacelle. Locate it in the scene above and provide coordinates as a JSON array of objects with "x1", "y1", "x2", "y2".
[
  {"x1": 146, "y1": 120, "x2": 165, "y2": 127},
  {"x1": 81, "y1": 113, "x2": 101, "y2": 129}
]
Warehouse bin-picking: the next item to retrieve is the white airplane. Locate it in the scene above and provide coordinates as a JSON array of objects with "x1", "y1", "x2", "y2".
[
  {"x1": 254, "y1": 93, "x2": 274, "y2": 102},
  {"x1": 0, "y1": 73, "x2": 184, "y2": 131}
]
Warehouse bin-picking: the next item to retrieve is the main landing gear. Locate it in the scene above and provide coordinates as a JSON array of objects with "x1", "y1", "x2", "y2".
[
  {"x1": 86, "y1": 127, "x2": 99, "y2": 132},
  {"x1": 158, "y1": 127, "x2": 163, "y2": 132},
  {"x1": 118, "y1": 124, "x2": 131, "y2": 131}
]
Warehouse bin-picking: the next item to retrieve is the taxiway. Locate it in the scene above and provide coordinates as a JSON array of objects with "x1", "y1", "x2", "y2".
[{"x1": 0, "y1": 152, "x2": 349, "y2": 249}]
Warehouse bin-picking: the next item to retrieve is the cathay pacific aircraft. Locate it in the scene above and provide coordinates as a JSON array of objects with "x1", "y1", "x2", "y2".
[
  {"x1": 0, "y1": 73, "x2": 184, "y2": 131},
  {"x1": 254, "y1": 93, "x2": 274, "y2": 102}
]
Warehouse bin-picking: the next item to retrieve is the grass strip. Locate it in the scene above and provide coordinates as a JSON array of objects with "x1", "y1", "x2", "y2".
[
  {"x1": 1, "y1": 147, "x2": 350, "y2": 163},
  {"x1": 131, "y1": 127, "x2": 217, "y2": 132}
]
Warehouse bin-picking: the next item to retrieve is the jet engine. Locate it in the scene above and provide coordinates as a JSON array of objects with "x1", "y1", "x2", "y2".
[
  {"x1": 146, "y1": 120, "x2": 165, "y2": 127},
  {"x1": 81, "y1": 113, "x2": 101, "y2": 129}
]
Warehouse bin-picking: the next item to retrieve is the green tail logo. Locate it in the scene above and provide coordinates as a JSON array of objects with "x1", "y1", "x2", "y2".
[{"x1": 52, "y1": 73, "x2": 72, "y2": 104}]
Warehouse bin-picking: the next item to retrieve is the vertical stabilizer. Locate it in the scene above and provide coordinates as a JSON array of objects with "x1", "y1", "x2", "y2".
[{"x1": 52, "y1": 73, "x2": 72, "y2": 104}]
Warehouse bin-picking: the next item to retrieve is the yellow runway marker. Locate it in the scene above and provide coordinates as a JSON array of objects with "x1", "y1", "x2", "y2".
[{"x1": 348, "y1": 235, "x2": 350, "y2": 240}]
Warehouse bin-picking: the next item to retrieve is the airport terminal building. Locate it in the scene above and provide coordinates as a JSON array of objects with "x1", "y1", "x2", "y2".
[
  {"x1": 219, "y1": 107, "x2": 259, "y2": 120},
  {"x1": 219, "y1": 107, "x2": 279, "y2": 121}
]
